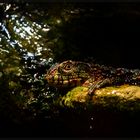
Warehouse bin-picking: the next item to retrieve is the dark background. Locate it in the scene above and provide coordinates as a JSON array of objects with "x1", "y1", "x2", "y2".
[{"x1": 57, "y1": 3, "x2": 140, "y2": 68}]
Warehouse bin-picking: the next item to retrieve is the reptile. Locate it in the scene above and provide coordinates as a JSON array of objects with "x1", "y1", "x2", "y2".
[{"x1": 46, "y1": 60, "x2": 140, "y2": 95}]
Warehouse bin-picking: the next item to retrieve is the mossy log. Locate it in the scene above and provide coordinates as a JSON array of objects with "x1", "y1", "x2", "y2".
[{"x1": 59, "y1": 85, "x2": 140, "y2": 112}]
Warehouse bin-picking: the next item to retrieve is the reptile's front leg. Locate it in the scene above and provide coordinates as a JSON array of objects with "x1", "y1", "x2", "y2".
[
  {"x1": 87, "y1": 78, "x2": 112, "y2": 96},
  {"x1": 83, "y1": 78, "x2": 112, "y2": 95}
]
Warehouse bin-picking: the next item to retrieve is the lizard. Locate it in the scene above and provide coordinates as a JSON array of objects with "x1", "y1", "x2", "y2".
[{"x1": 45, "y1": 60, "x2": 140, "y2": 95}]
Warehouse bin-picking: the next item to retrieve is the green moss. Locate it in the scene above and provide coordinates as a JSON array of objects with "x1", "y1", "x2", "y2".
[{"x1": 60, "y1": 85, "x2": 140, "y2": 112}]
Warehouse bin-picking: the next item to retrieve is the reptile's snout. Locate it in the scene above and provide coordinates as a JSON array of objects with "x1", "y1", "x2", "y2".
[{"x1": 46, "y1": 63, "x2": 59, "y2": 83}]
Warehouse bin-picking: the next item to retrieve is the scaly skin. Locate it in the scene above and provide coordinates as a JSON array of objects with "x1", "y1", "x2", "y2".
[{"x1": 46, "y1": 60, "x2": 140, "y2": 94}]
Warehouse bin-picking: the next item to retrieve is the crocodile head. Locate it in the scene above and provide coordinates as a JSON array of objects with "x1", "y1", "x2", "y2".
[{"x1": 46, "y1": 60, "x2": 92, "y2": 88}]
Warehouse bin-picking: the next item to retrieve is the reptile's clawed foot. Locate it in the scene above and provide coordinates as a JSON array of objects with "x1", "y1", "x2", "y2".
[{"x1": 88, "y1": 78, "x2": 111, "y2": 96}]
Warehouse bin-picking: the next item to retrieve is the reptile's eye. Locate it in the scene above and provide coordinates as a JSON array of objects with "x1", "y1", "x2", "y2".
[
  {"x1": 64, "y1": 64, "x2": 72, "y2": 70},
  {"x1": 59, "y1": 60, "x2": 74, "y2": 73}
]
